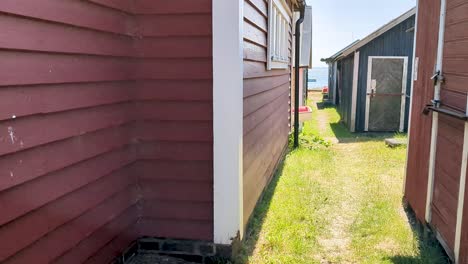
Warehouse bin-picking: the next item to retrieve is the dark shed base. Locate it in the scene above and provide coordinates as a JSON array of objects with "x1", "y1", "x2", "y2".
[{"x1": 113, "y1": 238, "x2": 235, "y2": 264}]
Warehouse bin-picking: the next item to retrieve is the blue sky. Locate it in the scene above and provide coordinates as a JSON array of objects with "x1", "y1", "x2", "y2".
[{"x1": 307, "y1": 0, "x2": 416, "y2": 67}]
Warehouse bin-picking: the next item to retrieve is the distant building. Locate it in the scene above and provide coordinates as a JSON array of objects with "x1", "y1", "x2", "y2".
[{"x1": 322, "y1": 8, "x2": 416, "y2": 132}]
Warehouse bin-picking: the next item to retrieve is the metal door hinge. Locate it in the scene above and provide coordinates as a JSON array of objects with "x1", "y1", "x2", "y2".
[{"x1": 431, "y1": 70, "x2": 445, "y2": 85}]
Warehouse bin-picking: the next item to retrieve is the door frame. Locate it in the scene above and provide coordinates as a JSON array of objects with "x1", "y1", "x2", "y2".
[{"x1": 364, "y1": 56, "x2": 409, "y2": 132}]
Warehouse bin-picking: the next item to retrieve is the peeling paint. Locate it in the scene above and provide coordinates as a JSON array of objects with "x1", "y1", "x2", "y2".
[
  {"x1": 9, "y1": 171, "x2": 13, "y2": 178},
  {"x1": 7, "y1": 127, "x2": 16, "y2": 144}
]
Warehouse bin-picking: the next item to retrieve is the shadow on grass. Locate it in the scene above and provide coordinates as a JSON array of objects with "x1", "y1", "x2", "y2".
[
  {"x1": 328, "y1": 122, "x2": 398, "y2": 144},
  {"x1": 316, "y1": 101, "x2": 335, "y2": 110},
  {"x1": 233, "y1": 158, "x2": 287, "y2": 264},
  {"x1": 384, "y1": 202, "x2": 450, "y2": 264}
]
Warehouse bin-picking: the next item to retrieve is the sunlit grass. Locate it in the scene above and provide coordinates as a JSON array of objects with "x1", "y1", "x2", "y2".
[{"x1": 235, "y1": 92, "x2": 448, "y2": 264}]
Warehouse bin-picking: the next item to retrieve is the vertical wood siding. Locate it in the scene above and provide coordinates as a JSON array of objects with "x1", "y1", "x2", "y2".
[
  {"x1": 242, "y1": 0, "x2": 292, "y2": 227},
  {"x1": 337, "y1": 54, "x2": 355, "y2": 127},
  {"x1": 0, "y1": 0, "x2": 213, "y2": 262},
  {"x1": 405, "y1": 0, "x2": 440, "y2": 223}
]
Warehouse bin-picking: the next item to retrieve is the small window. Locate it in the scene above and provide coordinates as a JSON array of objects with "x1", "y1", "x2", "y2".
[{"x1": 267, "y1": 0, "x2": 291, "y2": 70}]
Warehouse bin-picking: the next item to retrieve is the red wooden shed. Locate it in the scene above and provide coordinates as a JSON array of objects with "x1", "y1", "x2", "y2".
[
  {"x1": 0, "y1": 0, "x2": 309, "y2": 263},
  {"x1": 405, "y1": 0, "x2": 468, "y2": 262}
]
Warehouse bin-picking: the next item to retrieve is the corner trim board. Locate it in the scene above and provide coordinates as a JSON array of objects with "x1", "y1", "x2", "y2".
[
  {"x1": 425, "y1": 0, "x2": 446, "y2": 225},
  {"x1": 350, "y1": 51, "x2": 360, "y2": 132},
  {"x1": 212, "y1": 0, "x2": 244, "y2": 245},
  {"x1": 454, "y1": 95, "x2": 468, "y2": 263}
]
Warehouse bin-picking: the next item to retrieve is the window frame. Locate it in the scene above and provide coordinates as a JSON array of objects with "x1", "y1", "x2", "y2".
[{"x1": 267, "y1": 0, "x2": 292, "y2": 70}]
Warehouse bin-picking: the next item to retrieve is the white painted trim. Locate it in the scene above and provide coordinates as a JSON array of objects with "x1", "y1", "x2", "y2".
[
  {"x1": 350, "y1": 51, "x2": 360, "y2": 132},
  {"x1": 403, "y1": 0, "x2": 419, "y2": 193},
  {"x1": 332, "y1": 62, "x2": 338, "y2": 104},
  {"x1": 364, "y1": 57, "x2": 372, "y2": 132},
  {"x1": 365, "y1": 56, "x2": 408, "y2": 132},
  {"x1": 455, "y1": 95, "x2": 468, "y2": 264},
  {"x1": 400, "y1": 57, "x2": 409, "y2": 132},
  {"x1": 425, "y1": 0, "x2": 446, "y2": 224},
  {"x1": 267, "y1": 0, "x2": 292, "y2": 70},
  {"x1": 425, "y1": 112, "x2": 438, "y2": 222},
  {"x1": 212, "y1": 0, "x2": 244, "y2": 245}
]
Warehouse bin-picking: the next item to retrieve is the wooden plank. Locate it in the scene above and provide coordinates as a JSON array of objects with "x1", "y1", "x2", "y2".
[
  {"x1": 135, "y1": 160, "x2": 212, "y2": 182},
  {"x1": 244, "y1": 61, "x2": 290, "y2": 79},
  {"x1": 444, "y1": 58, "x2": 468, "y2": 77},
  {"x1": 133, "y1": 0, "x2": 211, "y2": 14},
  {"x1": 0, "y1": 0, "x2": 133, "y2": 35},
  {"x1": 136, "y1": 121, "x2": 212, "y2": 142},
  {"x1": 135, "y1": 80, "x2": 212, "y2": 101},
  {"x1": 138, "y1": 219, "x2": 212, "y2": 241},
  {"x1": 405, "y1": 0, "x2": 440, "y2": 222},
  {"x1": 0, "y1": 125, "x2": 131, "y2": 192},
  {"x1": 447, "y1": 0, "x2": 467, "y2": 9},
  {"x1": 141, "y1": 200, "x2": 212, "y2": 221},
  {"x1": 244, "y1": 20, "x2": 267, "y2": 47},
  {"x1": 3, "y1": 186, "x2": 138, "y2": 263},
  {"x1": 140, "y1": 181, "x2": 212, "y2": 202},
  {"x1": 444, "y1": 39, "x2": 468, "y2": 58},
  {"x1": 0, "y1": 51, "x2": 133, "y2": 87},
  {"x1": 244, "y1": 93, "x2": 289, "y2": 135},
  {"x1": 440, "y1": 88, "x2": 467, "y2": 111},
  {"x1": 134, "y1": 37, "x2": 212, "y2": 58},
  {"x1": 88, "y1": 0, "x2": 134, "y2": 13},
  {"x1": 0, "y1": 149, "x2": 133, "y2": 226},
  {"x1": 0, "y1": 103, "x2": 134, "y2": 156},
  {"x1": 445, "y1": 20, "x2": 468, "y2": 42},
  {"x1": 0, "y1": 14, "x2": 133, "y2": 57},
  {"x1": 243, "y1": 83, "x2": 289, "y2": 116},
  {"x1": 243, "y1": 125, "x2": 288, "y2": 224},
  {"x1": 135, "y1": 14, "x2": 212, "y2": 37},
  {"x1": 137, "y1": 141, "x2": 213, "y2": 161},
  {"x1": 246, "y1": 0, "x2": 268, "y2": 17},
  {"x1": 458, "y1": 155, "x2": 468, "y2": 263},
  {"x1": 244, "y1": 1, "x2": 267, "y2": 32},
  {"x1": 52, "y1": 207, "x2": 138, "y2": 264},
  {"x1": 83, "y1": 223, "x2": 140, "y2": 264},
  {"x1": 0, "y1": 168, "x2": 134, "y2": 262},
  {"x1": 0, "y1": 82, "x2": 134, "y2": 122},
  {"x1": 134, "y1": 58, "x2": 212, "y2": 80},
  {"x1": 446, "y1": 1, "x2": 468, "y2": 25},
  {"x1": 136, "y1": 101, "x2": 212, "y2": 121},
  {"x1": 243, "y1": 107, "x2": 288, "y2": 171},
  {"x1": 244, "y1": 41, "x2": 267, "y2": 63},
  {"x1": 244, "y1": 74, "x2": 289, "y2": 98}
]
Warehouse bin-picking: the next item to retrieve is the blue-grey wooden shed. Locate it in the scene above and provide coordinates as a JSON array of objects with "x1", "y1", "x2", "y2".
[{"x1": 322, "y1": 8, "x2": 416, "y2": 132}]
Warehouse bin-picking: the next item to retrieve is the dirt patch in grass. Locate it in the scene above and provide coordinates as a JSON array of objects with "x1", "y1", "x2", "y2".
[{"x1": 236, "y1": 94, "x2": 448, "y2": 264}]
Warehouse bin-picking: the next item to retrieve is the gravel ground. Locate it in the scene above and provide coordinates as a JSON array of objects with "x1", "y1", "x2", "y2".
[{"x1": 126, "y1": 254, "x2": 198, "y2": 264}]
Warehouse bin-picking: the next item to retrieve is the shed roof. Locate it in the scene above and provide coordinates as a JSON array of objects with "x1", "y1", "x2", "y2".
[{"x1": 321, "y1": 7, "x2": 416, "y2": 63}]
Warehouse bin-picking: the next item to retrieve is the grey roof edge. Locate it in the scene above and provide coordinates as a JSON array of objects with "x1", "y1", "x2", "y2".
[
  {"x1": 321, "y1": 6, "x2": 416, "y2": 63},
  {"x1": 320, "y1": 40, "x2": 361, "y2": 63}
]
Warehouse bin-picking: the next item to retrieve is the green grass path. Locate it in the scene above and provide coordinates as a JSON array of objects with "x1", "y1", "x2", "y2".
[{"x1": 236, "y1": 93, "x2": 448, "y2": 264}]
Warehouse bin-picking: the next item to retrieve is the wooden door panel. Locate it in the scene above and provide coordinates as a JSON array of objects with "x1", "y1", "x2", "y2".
[{"x1": 405, "y1": 0, "x2": 441, "y2": 222}]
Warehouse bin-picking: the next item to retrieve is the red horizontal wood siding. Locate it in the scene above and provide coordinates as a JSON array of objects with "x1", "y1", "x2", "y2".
[
  {"x1": 242, "y1": 0, "x2": 291, "y2": 227},
  {"x1": 0, "y1": 0, "x2": 213, "y2": 263}
]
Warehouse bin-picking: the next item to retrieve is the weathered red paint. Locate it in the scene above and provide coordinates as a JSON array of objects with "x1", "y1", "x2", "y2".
[
  {"x1": 242, "y1": 0, "x2": 292, "y2": 227},
  {"x1": 0, "y1": 0, "x2": 213, "y2": 262},
  {"x1": 406, "y1": 0, "x2": 468, "y2": 261}
]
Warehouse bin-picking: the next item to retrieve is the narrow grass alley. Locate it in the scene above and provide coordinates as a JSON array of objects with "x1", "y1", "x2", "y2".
[{"x1": 236, "y1": 92, "x2": 449, "y2": 264}]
